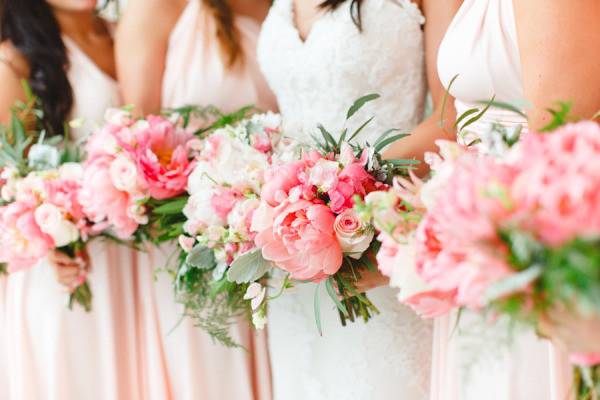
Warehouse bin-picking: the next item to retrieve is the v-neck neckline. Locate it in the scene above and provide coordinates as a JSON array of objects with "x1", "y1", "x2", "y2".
[
  {"x1": 288, "y1": 0, "x2": 333, "y2": 44},
  {"x1": 62, "y1": 35, "x2": 117, "y2": 84}
]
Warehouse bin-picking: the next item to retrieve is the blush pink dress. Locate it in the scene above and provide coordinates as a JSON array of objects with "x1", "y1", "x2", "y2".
[
  {"x1": 133, "y1": 2, "x2": 277, "y2": 399},
  {"x1": 2, "y1": 37, "x2": 143, "y2": 400},
  {"x1": 435, "y1": 1, "x2": 573, "y2": 399}
]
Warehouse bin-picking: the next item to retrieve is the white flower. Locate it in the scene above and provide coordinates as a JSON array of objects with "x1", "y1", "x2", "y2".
[
  {"x1": 27, "y1": 143, "x2": 60, "y2": 170},
  {"x1": 104, "y1": 108, "x2": 131, "y2": 126},
  {"x1": 334, "y1": 209, "x2": 374, "y2": 259},
  {"x1": 187, "y1": 162, "x2": 217, "y2": 195},
  {"x1": 127, "y1": 200, "x2": 148, "y2": 225},
  {"x1": 109, "y1": 155, "x2": 139, "y2": 193},
  {"x1": 183, "y1": 190, "x2": 225, "y2": 234},
  {"x1": 227, "y1": 198, "x2": 259, "y2": 237},
  {"x1": 58, "y1": 162, "x2": 84, "y2": 182},
  {"x1": 250, "y1": 112, "x2": 281, "y2": 131},
  {"x1": 244, "y1": 282, "x2": 267, "y2": 311},
  {"x1": 252, "y1": 310, "x2": 267, "y2": 330},
  {"x1": 34, "y1": 203, "x2": 79, "y2": 247},
  {"x1": 385, "y1": 234, "x2": 433, "y2": 302}
]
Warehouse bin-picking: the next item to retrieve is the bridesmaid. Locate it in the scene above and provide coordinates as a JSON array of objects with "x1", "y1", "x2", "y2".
[
  {"x1": 116, "y1": 1, "x2": 276, "y2": 399},
  {"x1": 430, "y1": 1, "x2": 600, "y2": 399},
  {"x1": 0, "y1": 1, "x2": 141, "y2": 399}
]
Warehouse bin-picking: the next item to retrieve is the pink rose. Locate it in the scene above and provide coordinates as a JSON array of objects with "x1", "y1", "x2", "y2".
[
  {"x1": 333, "y1": 209, "x2": 373, "y2": 258},
  {"x1": 253, "y1": 200, "x2": 343, "y2": 281}
]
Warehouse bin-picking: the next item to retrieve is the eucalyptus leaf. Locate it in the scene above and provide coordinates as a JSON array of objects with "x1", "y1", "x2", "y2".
[
  {"x1": 325, "y1": 277, "x2": 349, "y2": 317},
  {"x1": 227, "y1": 249, "x2": 272, "y2": 283},
  {"x1": 186, "y1": 245, "x2": 217, "y2": 270},
  {"x1": 314, "y1": 283, "x2": 323, "y2": 336},
  {"x1": 346, "y1": 94, "x2": 380, "y2": 120}
]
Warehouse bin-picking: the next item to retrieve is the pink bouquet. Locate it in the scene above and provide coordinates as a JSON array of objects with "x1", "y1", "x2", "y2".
[
  {"x1": 79, "y1": 109, "x2": 198, "y2": 239},
  {"x1": 0, "y1": 164, "x2": 94, "y2": 310},
  {"x1": 252, "y1": 94, "x2": 415, "y2": 329},
  {"x1": 167, "y1": 112, "x2": 290, "y2": 343}
]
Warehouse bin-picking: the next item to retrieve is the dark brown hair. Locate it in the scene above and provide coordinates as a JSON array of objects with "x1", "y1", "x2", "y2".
[{"x1": 202, "y1": 0, "x2": 241, "y2": 67}]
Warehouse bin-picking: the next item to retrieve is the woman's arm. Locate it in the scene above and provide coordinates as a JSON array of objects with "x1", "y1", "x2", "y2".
[
  {"x1": 513, "y1": 0, "x2": 600, "y2": 129},
  {"x1": 115, "y1": 0, "x2": 186, "y2": 115},
  {"x1": 0, "y1": 43, "x2": 29, "y2": 123},
  {"x1": 384, "y1": 0, "x2": 463, "y2": 175}
]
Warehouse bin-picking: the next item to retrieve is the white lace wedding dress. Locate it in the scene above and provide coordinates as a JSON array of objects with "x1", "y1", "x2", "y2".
[{"x1": 258, "y1": 1, "x2": 433, "y2": 399}]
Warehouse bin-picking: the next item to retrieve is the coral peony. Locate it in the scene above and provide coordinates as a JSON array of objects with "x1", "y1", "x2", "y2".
[{"x1": 252, "y1": 200, "x2": 343, "y2": 281}]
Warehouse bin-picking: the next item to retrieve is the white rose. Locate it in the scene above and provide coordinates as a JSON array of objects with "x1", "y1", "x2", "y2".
[
  {"x1": 212, "y1": 134, "x2": 269, "y2": 192},
  {"x1": 109, "y1": 155, "x2": 139, "y2": 193},
  {"x1": 183, "y1": 190, "x2": 225, "y2": 234},
  {"x1": 334, "y1": 209, "x2": 374, "y2": 259},
  {"x1": 34, "y1": 203, "x2": 79, "y2": 247}
]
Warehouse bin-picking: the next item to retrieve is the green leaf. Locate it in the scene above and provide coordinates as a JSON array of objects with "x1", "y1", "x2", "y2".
[
  {"x1": 317, "y1": 124, "x2": 338, "y2": 150},
  {"x1": 484, "y1": 265, "x2": 542, "y2": 302},
  {"x1": 373, "y1": 128, "x2": 401, "y2": 147},
  {"x1": 439, "y1": 74, "x2": 459, "y2": 128},
  {"x1": 460, "y1": 95, "x2": 496, "y2": 131},
  {"x1": 227, "y1": 249, "x2": 272, "y2": 283},
  {"x1": 152, "y1": 197, "x2": 188, "y2": 215},
  {"x1": 386, "y1": 158, "x2": 420, "y2": 166},
  {"x1": 480, "y1": 100, "x2": 528, "y2": 119},
  {"x1": 374, "y1": 133, "x2": 409, "y2": 153},
  {"x1": 338, "y1": 128, "x2": 348, "y2": 147},
  {"x1": 346, "y1": 94, "x2": 380, "y2": 120},
  {"x1": 325, "y1": 277, "x2": 349, "y2": 317},
  {"x1": 314, "y1": 283, "x2": 323, "y2": 336},
  {"x1": 186, "y1": 245, "x2": 217, "y2": 270},
  {"x1": 346, "y1": 116, "x2": 375, "y2": 144},
  {"x1": 454, "y1": 107, "x2": 480, "y2": 128}
]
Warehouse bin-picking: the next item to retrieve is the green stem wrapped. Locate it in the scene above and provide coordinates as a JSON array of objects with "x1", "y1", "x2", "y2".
[
  {"x1": 574, "y1": 365, "x2": 600, "y2": 400},
  {"x1": 58, "y1": 241, "x2": 93, "y2": 312}
]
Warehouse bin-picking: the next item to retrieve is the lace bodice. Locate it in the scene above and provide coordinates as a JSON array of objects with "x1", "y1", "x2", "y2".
[
  {"x1": 258, "y1": 0, "x2": 427, "y2": 145},
  {"x1": 258, "y1": 2, "x2": 432, "y2": 399}
]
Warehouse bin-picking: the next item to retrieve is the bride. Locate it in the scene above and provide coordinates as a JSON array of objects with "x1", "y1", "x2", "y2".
[{"x1": 257, "y1": 0, "x2": 461, "y2": 398}]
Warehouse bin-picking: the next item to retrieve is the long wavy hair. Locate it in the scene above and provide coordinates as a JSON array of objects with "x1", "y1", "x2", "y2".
[
  {"x1": 201, "y1": 0, "x2": 242, "y2": 67},
  {"x1": 320, "y1": 0, "x2": 364, "y2": 30},
  {"x1": 0, "y1": 0, "x2": 112, "y2": 135}
]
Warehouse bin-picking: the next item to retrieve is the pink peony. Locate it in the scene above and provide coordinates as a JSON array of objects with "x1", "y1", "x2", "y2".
[
  {"x1": 0, "y1": 201, "x2": 53, "y2": 272},
  {"x1": 512, "y1": 122, "x2": 600, "y2": 245},
  {"x1": 260, "y1": 160, "x2": 308, "y2": 206},
  {"x1": 79, "y1": 157, "x2": 140, "y2": 239},
  {"x1": 134, "y1": 115, "x2": 195, "y2": 200},
  {"x1": 252, "y1": 200, "x2": 343, "y2": 281}
]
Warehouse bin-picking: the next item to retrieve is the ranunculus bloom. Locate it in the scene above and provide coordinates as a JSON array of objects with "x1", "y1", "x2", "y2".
[
  {"x1": 253, "y1": 200, "x2": 343, "y2": 281},
  {"x1": 135, "y1": 115, "x2": 195, "y2": 200}
]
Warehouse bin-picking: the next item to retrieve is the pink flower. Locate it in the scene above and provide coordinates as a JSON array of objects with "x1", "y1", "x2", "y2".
[
  {"x1": 512, "y1": 122, "x2": 600, "y2": 245},
  {"x1": 333, "y1": 209, "x2": 373, "y2": 257},
  {"x1": 403, "y1": 290, "x2": 456, "y2": 319},
  {"x1": 570, "y1": 352, "x2": 600, "y2": 367},
  {"x1": 251, "y1": 133, "x2": 273, "y2": 153},
  {"x1": 135, "y1": 115, "x2": 195, "y2": 200},
  {"x1": 260, "y1": 160, "x2": 307, "y2": 206},
  {"x1": 211, "y1": 188, "x2": 244, "y2": 220},
  {"x1": 328, "y1": 159, "x2": 382, "y2": 213},
  {"x1": 0, "y1": 201, "x2": 53, "y2": 272},
  {"x1": 253, "y1": 200, "x2": 343, "y2": 281},
  {"x1": 79, "y1": 156, "x2": 140, "y2": 239}
]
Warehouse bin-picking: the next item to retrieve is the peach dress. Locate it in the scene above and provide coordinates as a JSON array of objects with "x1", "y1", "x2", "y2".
[
  {"x1": 133, "y1": 1, "x2": 277, "y2": 399},
  {"x1": 434, "y1": 1, "x2": 572, "y2": 399},
  {"x1": 2, "y1": 37, "x2": 143, "y2": 400}
]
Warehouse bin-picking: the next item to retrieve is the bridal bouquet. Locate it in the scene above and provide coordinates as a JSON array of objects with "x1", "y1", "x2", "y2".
[
  {"x1": 0, "y1": 107, "x2": 94, "y2": 310},
  {"x1": 252, "y1": 94, "x2": 417, "y2": 330}
]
